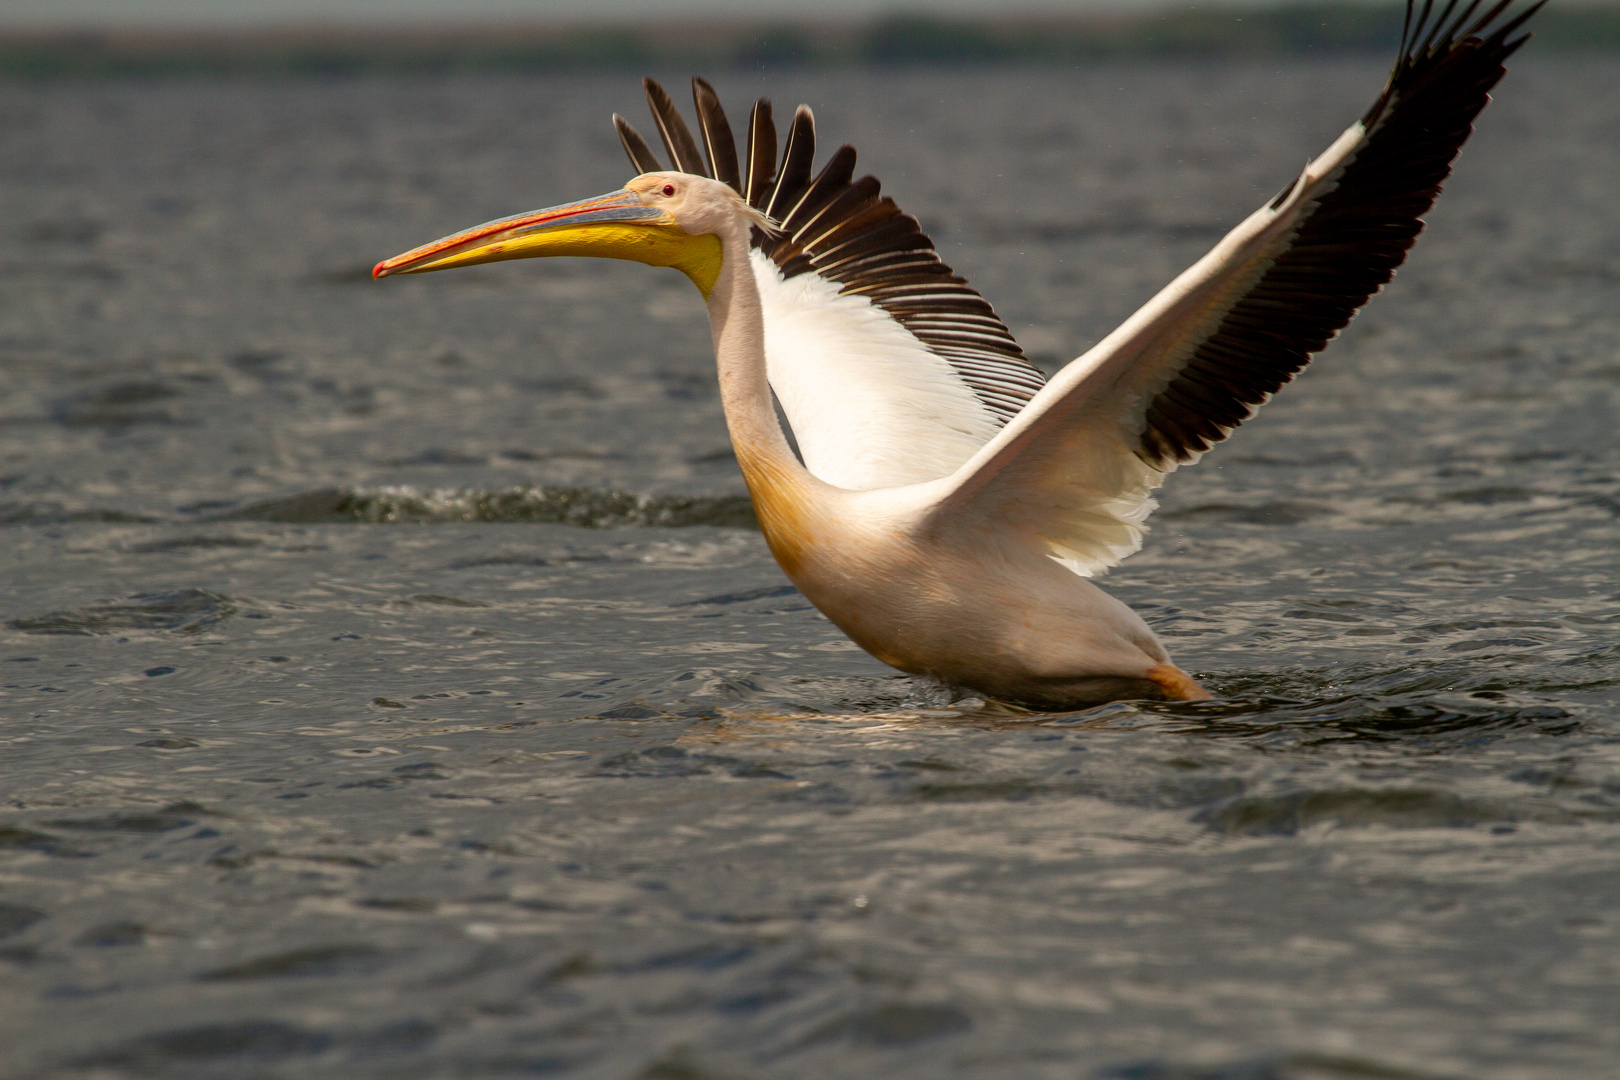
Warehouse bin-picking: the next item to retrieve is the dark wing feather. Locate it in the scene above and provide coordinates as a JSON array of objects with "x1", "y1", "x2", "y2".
[
  {"x1": 1138, "y1": 0, "x2": 1543, "y2": 465},
  {"x1": 613, "y1": 114, "x2": 662, "y2": 175},
  {"x1": 775, "y1": 146, "x2": 860, "y2": 240},
  {"x1": 643, "y1": 78, "x2": 707, "y2": 176},
  {"x1": 744, "y1": 101, "x2": 777, "y2": 208},
  {"x1": 692, "y1": 78, "x2": 743, "y2": 195},
  {"x1": 765, "y1": 107, "x2": 818, "y2": 223}
]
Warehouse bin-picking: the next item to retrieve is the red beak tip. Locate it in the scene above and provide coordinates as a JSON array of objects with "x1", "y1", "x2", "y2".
[{"x1": 372, "y1": 261, "x2": 389, "y2": 279}]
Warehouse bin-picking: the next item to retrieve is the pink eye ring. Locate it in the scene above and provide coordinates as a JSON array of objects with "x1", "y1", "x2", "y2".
[{"x1": 661, "y1": 184, "x2": 675, "y2": 197}]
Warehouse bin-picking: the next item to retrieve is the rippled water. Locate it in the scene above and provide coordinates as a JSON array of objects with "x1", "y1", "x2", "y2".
[{"x1": 2, "y1": 58, "x2": 1618, "y2": 1080}]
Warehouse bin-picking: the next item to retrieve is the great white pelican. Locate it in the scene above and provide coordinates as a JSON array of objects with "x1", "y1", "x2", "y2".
[{"x1": 375, "y1": 0, "x2": 1542, "y2": 709}]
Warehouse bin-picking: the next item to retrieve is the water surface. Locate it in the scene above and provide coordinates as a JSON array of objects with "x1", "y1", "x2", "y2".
[{"x1": 1, "y1": 59, "x2": 1618, "y2": 1079}]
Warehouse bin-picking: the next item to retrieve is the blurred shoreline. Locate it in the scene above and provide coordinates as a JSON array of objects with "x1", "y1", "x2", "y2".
[{"x1": 4, "y1": 3, "x2": 1618, "y2": 77}]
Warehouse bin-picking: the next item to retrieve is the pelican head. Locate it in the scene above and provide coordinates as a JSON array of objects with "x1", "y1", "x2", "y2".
[{"x1": 372, "y1": 172, "x2": 768, "y2": 298}]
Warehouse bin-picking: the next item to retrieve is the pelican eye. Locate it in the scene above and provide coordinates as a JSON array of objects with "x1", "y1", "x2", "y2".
[{"x1": 661, "y1": 184, "x2": 675, "y2": 197}]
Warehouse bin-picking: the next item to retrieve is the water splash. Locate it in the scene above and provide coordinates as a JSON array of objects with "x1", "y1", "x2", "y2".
[{"x1": 218, "y1": 486, "x2": 757, "y2": 529}]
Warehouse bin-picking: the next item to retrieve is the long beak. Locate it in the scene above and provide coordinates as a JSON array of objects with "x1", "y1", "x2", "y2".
[{"x1": 372, "y1": 188, "x2": 722, "y2": 296}]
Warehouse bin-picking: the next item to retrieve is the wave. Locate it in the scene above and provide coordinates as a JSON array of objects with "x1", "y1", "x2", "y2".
[
  {"x1": 6, "y1": 588, "x2": 248, "y2": 636},
  {"x1": 0, "y1": 504, "x2": 163, "y2": 526},
  {"x1": 217, "y1": 485, "x2": 758, "y2": 529}
]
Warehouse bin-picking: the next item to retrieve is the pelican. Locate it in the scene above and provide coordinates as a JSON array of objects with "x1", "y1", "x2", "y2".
[{"x1": 375, "y1": 0, "x2": 1541, "y2": 709}]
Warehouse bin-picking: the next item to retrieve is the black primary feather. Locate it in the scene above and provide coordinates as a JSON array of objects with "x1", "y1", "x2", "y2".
[
  {"x1": 692, "y1": 78, "x2": 743, "y2": 195},
  {"x1": 642, "y1": 78, "x2": 706, "y2": 176},
  {"x1": 613, "y1": 114, "x2": 661, "y2": 175},
  {"x1": 1137, "y1": 0, "x2": 1543, "y2": 466},
  {"x1": 744, "y1": 100, "x2": 777, "y2": 209},
  {"x1": 766, "y1": 107, "x2": 818, "y2": 225}
]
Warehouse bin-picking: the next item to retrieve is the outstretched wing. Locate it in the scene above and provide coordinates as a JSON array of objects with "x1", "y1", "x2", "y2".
[
  {"x1": 614, "y1": 79, "x2": 1049, "y2": 491},
  {"x1": 921, "y1": 0, "x2": 1542, "y2": 576}
]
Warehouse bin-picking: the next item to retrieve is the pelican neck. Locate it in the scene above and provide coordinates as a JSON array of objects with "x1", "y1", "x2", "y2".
[{"x1": 704, "y1": 226, "x2": 808, "y2": 487}]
